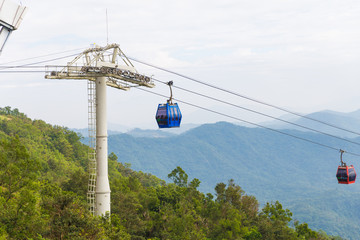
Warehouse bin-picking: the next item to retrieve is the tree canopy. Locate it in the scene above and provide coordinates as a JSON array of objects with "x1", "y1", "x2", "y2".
[{"x1": 0, "y1": 107, "x2": 343, "y2": 239}]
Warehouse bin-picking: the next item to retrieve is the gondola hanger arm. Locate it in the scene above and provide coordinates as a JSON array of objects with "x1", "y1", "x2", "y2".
[
  {"x1": 167, "y1": 81, "x2": 173, "y2": 104},
  {"x1": 340, "y1": 149, "x2": 346, "y2": 167}
]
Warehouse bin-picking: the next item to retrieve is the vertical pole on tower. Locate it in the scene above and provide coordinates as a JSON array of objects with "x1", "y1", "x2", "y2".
[{"x1": 95, "y1": 76, "x2": 111, "y2": 216}]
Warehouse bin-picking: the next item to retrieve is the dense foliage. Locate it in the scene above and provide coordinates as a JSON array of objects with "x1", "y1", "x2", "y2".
[{"x1": 0, "y1": 107, "x2": 343, "y2": 239}]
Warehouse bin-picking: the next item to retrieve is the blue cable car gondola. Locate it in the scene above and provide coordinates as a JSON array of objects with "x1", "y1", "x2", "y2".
[
  {"x1": 336, "y1": 150, "x2": 356, "y2": 184},
  {"x1": 155, "y1": 81, "x2": 182, "y2": 128}
]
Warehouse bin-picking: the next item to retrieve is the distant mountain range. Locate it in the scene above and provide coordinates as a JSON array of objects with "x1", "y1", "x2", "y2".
[
  {"x1": 261, "y1": 109, "x2": 360, "y2": 138},
  {"x1": 73, "y1": 123, "x2": 199, "y2": 138},
  {"x1": 76, "y1": 109, "x2": 360, "y2": 139}
]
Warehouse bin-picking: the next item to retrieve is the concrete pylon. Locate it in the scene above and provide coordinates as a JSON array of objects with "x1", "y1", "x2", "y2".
[{"x1": 95, "y1": 76, "x2": 111, "y2": 216}]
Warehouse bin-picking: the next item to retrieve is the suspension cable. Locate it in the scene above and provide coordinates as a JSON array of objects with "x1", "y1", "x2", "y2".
[
  {"x1": 129, "y1": 56, "x2": 360, "y2": 137},
  {"x1": 0, "y1": 71, "x2": 47, "y2": 73},
  {"x1": 3, "y1": 54, "x2": 360, "y2": 146},
  {"x1": 0, "y1": 53, "x2": 80, "y2": 71},
  {"x1": 152, "y1": 77, "x2": 360, "y2": 147},
  {"x1": 0, "y1": 48, "x2": 84, "y2": 66},
  {"x1": 136, "y1": 87, "x2": 360, "y2": 157}
]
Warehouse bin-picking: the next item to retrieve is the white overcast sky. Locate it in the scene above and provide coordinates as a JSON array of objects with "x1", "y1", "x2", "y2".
[{"x1": 1, "y1": 0, "x2": 360, "y2": 130}]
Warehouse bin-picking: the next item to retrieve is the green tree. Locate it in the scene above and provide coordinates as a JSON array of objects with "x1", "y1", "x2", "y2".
[
  {"x1": 168, "y1": 166, "x2": 188, "y2": 187},
  {"x1": 294, "y1": 221, "x2": 319, "y2": 239},
  {"x1": 0, "y1": 136, "x2": 44, "y2": 239},
  {"x1": 41, "y1": 183, "x2": 104, "y2": 239},
  {"x1": 215, "y1": 182, "x2": 226, "y2": 202},
  {"x1": 258, "y1": 201, "x2": 297, "y2": 240}
]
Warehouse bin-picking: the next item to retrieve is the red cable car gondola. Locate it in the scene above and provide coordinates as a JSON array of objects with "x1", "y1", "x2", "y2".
[{"x1": 336, "y1": 150, "x2": 356, "y2": 184}]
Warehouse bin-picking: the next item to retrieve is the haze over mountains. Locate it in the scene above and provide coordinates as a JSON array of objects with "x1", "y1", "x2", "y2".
[
  {"x1": 75, "y1": 108, "x2": 360, "y2": 139},
  {"x1": 79, "y1": 109, "x2": 360, "y2": 239},
  {"x1": 261, "y1": 109, "x2": 360, "y2": 138}
]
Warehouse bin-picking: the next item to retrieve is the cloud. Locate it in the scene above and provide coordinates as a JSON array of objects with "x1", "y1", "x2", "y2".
[{"x1": 1, "y1": 0, "x2": 360, "y2": 128}]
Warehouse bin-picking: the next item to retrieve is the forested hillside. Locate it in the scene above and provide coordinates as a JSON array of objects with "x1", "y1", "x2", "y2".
[{"x1": 0, "y1": 107, "x2": 342, "y2": 239}]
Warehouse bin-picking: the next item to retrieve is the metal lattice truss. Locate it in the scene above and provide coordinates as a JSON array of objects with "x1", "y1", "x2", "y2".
[{"x1": 45, "y1": 43, "x2": 155, "y2": 90}]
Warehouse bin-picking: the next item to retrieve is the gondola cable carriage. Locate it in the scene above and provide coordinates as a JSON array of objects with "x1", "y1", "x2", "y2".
[
  {"x1": 336, "y1": 149, "x2": 356, "y2": 184},
  {"x1": 155, "y1": 81, "x2": 182, "y2": 128}
]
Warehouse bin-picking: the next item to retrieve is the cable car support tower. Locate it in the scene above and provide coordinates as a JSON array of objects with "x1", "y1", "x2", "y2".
[{"x1": 45, "y1": 43, "x2": 155, "y2": 216}]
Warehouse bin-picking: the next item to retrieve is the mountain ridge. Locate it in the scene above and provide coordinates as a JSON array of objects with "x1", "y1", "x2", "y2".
[{"x1": 260, "y1": 109, "x2": 360, "y2": 139}]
